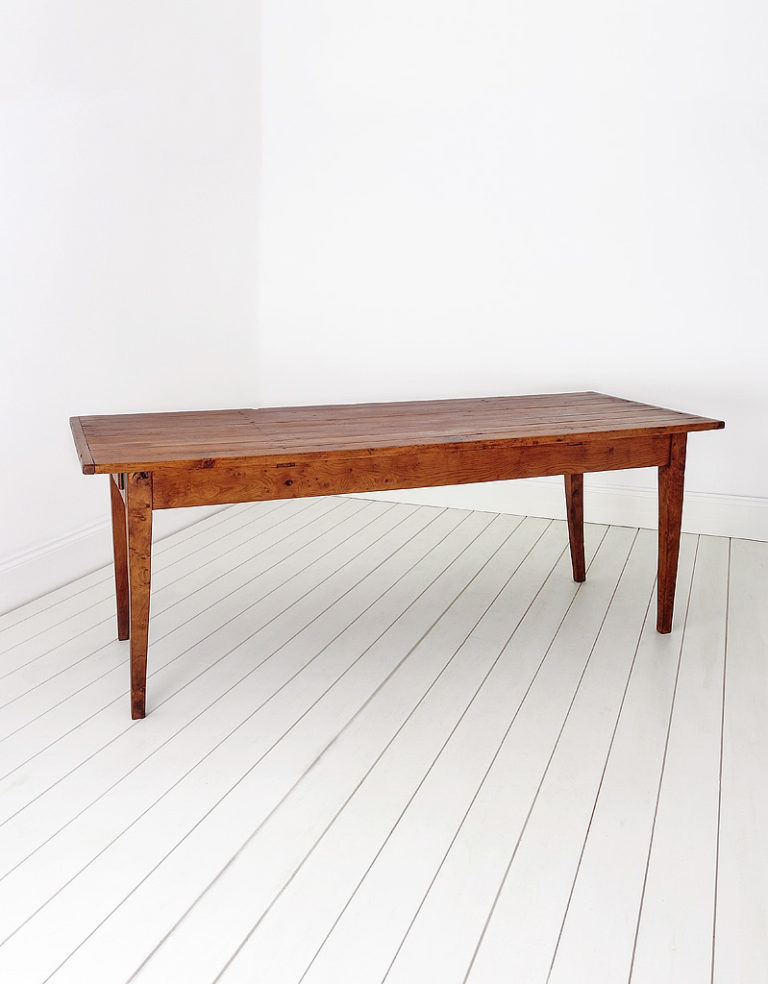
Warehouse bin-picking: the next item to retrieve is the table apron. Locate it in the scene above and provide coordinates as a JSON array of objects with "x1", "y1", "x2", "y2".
[{"x1": 150, "y1": 434, "x2": 672, "y2": 509}]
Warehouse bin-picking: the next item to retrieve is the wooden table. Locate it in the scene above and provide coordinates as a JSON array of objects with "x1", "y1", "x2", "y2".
[{"x1": 70, "y1": 392, "x2": 724, "y2": 719}]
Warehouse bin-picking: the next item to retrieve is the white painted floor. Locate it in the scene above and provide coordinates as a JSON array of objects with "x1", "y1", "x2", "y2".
[{"x1": 0, "y1": 497, "x2": 765, "y2": 984}]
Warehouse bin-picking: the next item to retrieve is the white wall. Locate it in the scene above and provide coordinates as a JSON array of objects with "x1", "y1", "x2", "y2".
[
  {"x1": 0, "y1": 2, "x2": 260, "y2": 611},
  {"x1": 257, "y1": 1, "x2": 768, "y2": 529}
]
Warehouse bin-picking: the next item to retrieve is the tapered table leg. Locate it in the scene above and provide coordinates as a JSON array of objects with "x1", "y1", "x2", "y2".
[
  {"x1": 564, "y1": 473, "x2": 586, "y2": 582},
  {"x1": 126, "y1": 471, "x2": 153, "y2": 719},
  {"x1": 657, "y1": 434, "x2": 687, "y2": 633},
  {"x1": 109, "y1": 475, "x2": 129, "y2": 641}
]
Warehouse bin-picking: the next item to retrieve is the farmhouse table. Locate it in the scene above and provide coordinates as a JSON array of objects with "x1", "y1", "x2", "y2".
[{"x1": 70, "y1": 392, "x2": 724, "y2": 719}]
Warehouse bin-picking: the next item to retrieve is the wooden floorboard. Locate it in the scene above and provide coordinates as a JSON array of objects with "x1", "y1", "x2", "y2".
[
  {"x1": 465, "y1": 527, "x2": 654, "y2": 983},
  {"x1": 547, "y1": 533, "x2": 699, "y2": 983},
  {"x1": 630, "y1": 534, "x2": 729, "y2": 983},
  {"x1": 0, "y1": 498, "x2": 762, "y2": 984},
  {"x1": 166, "y1": 517, "x2": 564, "y2": 984},
  {"x1": 712, "y1": 537, "x2": 768, "y2": 982}
]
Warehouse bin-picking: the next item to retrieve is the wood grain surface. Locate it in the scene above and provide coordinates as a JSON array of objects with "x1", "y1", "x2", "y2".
[
  {"x1": 149, "y1": 435, "x2": 672, "y2": 509},
  {"x1": 70, "y1": 393, "x2": 724, "y2": 476}
]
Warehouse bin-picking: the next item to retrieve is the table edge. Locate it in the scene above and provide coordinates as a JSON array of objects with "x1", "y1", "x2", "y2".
[
  {"x1": 69, "y1": 416, "x2": 96, "y2": 475},
  {"x1": 74, "y1": 418, "x2": 725, "y2": 476}
]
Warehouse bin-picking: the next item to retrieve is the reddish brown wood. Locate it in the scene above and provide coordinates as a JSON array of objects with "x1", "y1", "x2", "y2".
[
  {"x1": 69, "y1": 393, "x2": 725, "y2": 476},
  {"x1": 69, "y1": 393, "x2": 723, "y2": 717},
  {"x1": 564, "y1": 473, "x2": 586, "y2": 582},
  {"x1": 150, "y1": 435, "x2": 671, "y2": 509},
  {"x1": 109, "y1": 474, "x2": 129, "y2": 641},
  {"x1": 70, "y1": 416, "x2": 96, "y2": 474},
  {"x1": 126, "y1": 471, "x2": 153, "y2": 719},
  {"x1": 657, "y1": 433, "x2": 687, "y2": 633}
]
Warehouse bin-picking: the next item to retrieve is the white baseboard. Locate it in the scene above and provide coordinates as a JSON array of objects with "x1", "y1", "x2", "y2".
[
  {"x1": 351, "y1": 478, "x2": 768, "y2": 542},
  {"x1": 0, "y1": 505, "x2": 230, "y2": 617}
]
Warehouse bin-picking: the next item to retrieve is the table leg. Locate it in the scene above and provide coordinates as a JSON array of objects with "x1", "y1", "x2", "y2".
[
  {"x1": 564, "y1": 473, "x2": 586, "y2": 582},
  {"x1": 657, "y1": 433, "x2": 687, "y2": 633},
  {"x1": 109, "y1": 475, "x2": 129, "y2": 641},
  {"x1": 126, "y1": 471, "x2": 153, "y2": 719}
]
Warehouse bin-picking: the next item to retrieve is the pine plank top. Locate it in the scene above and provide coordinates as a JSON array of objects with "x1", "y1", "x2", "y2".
[{"x1": 70, "y1": 392, "x2": 724, "y2": 475}]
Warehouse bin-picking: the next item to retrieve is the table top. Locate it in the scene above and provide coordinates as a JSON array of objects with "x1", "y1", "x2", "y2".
[{"x1": 70, "y1": 392, "x2": 724, "y2": 475}]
